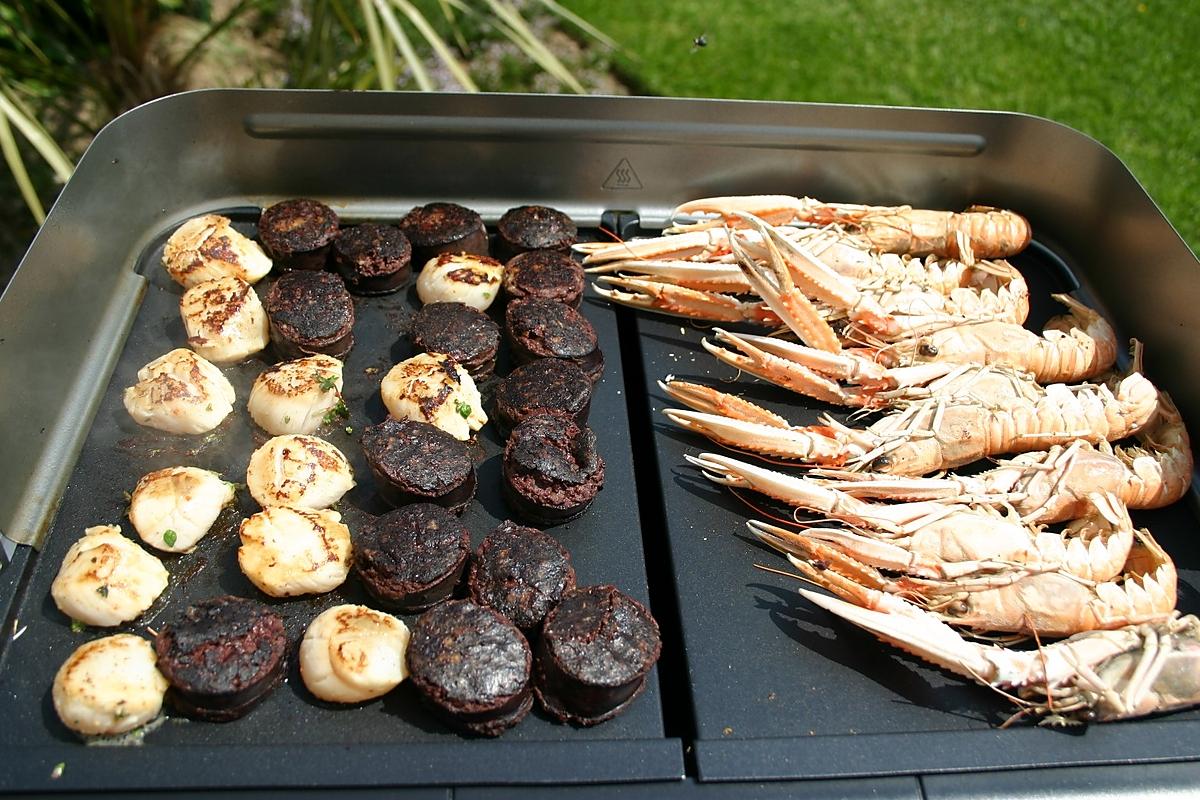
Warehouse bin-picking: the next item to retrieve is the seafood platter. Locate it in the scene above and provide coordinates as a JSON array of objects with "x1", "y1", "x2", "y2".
[{"x1": 1, "y1": 91, "x2": 1199, "y2": 796}]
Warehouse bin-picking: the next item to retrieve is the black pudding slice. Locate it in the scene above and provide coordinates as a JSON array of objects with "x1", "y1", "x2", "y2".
[
  {"x1": 154, "y1": 595, "x2": 288, "y2": 722},
  {"x1": 361, "y1": 418, "x2": 476, "y2": 514},
  {"x1": 535, "y1": 585, "x2": 661, "y2": 726},
  {"x1": 496, "y1": 205, "x2": 577, "y2": 260},
  {"x1": 494, "y1": 358, "x2": 592, "y2": 436},
  {"x1": 502, "y1": 410, "x2": 604, "y2": 526},
  {"x1": 355, "y1": 503, "x2": 471, "y2": 613},
  {"x1": 467, "y1": 520, "x2": 576, "y2": 633},
  {"x1": 506, "y1": 298, "x2": 604, "y2": 384},
  {"x1": 502, "y1": 250, "x2": 585, "y2": 308},
  {"x1": 399, "y1": 202, "x2": 488, "y2": 265},
  {"x1": 410, "y1": 302, "x2": 501, "y2": 380},
  {"x1": 258, "y1": 198, "x2": 339, "y2": 270},
  {"x1": 265, "y1": 270, "x2": 355, "y2": 360},
  {"x1": 406, "y1": 600, "x2": 533, "y2": 736},
  {"x1": 333, "y1": 223, "x2": 412, "y2": 295}
]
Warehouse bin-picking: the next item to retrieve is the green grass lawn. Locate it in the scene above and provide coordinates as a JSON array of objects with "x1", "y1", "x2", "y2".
[{"x1": 562, "y1": 0, "x2": 1199, "y2": 256}]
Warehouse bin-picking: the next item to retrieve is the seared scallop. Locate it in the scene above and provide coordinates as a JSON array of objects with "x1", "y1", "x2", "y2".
[
  {"x1": 180, "y1": 276, "x2": 270, "y2": 364},
  {"x1": 245, "y1": 434, "x2": 355, "y2": 509},
  {"x1": 248, "y1": 355, "x2": 345, "y2": 436},
  {"x1": 123, "y1": 348, "x2": 235, "y2": 434},
  {"x1": 300, "y1": 604, "x2": 410, "y2": 703},
  {"x1": 380, "y1": 352, "x2": 486, "y2": 441},
  {"x1": 238, "y1": 506, "x2": 352, "y2": 596},
  {"x1": 50, "y1": 525, "x2": 169, "y2": 627},
  {"x1": 128, "y1": 467, "x2": 236, "y2": 553},
  {"x1": 53, "y1": 634, "x2": 168, "y2": 737},
  {"x1": 162, "y1": 213, "x2": 272, "y2": 288},
  {"x1": 416, "y1": 253, "x2": 503, "y2": 310}
]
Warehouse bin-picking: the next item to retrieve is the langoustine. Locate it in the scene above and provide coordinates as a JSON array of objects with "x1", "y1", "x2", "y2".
[
  {"x1": 660, "y1": 371, "x2": 1159, "y2": 475},
  {"x1": 767, "y1": 521, "x2": 1176, "y2": 637},
  {"x1": 670, "y1": 379, "x2": 1191, "y2": 522},
  {"x1": 669, "y1": 194, "x2": 1032, "y2": 260},
  {"x1": 798, "y1": 585, "x2": 1200, "y2": 725},
  {"x1": 692, "y1": 452, "x2": 1136, "y2": 584}
]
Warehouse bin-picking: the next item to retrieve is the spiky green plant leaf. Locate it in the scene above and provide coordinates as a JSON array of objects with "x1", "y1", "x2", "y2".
[
  {"x1": 479, "y1": 0, "x2": 584, "y2": 93},
  {"x1": 374, "y1": 0, "x2": 433, "y2": 90},
  {"x1": 0, "y1": 109, "x2": 45, "y2": 223},
  {"x1": 359, "y1": 0, "x2": 396, "y2": 88},
  {"x1": 390, "y1": 0, "x2": 478, "y2": 91},
  {"x1": 0, "y1": 84, "x2": 73, "y2": 182},
  {"x1": 535, "y1": 0, "x2": 618, "y2": 51}
]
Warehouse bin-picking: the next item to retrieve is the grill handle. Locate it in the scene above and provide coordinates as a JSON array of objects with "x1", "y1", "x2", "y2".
[{"x1": 244, "y1": 112, "x2": 986, "y2": 156}]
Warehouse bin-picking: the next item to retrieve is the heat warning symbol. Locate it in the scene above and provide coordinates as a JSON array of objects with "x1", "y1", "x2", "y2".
[{"x1": 603, "y1": 158, "x2": 643, "y2": 190}]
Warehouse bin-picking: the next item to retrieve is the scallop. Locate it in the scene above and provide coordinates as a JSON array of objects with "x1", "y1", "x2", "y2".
[
  {"x1": 123, "y1": 348, "x2": 236, "y2": 434},
  {"x1": 179, "y1": 276, "x2": 270, "y2": 364},
  {"x1": 53, "y1": 634, "x2": 168, "y2": 737},
  {"x1": 300, "y1": 604, "x2": 410, "y2": 703},
  {"x1": 245, "y1": 434, "x2": 355, "y2": 509},
  {"x1": 380, "y1": 352, "x2": 486, "y2": 441},
  {"x1": 248, "y1": 355, "x2": 345, "y2": 436},
  {"x1": 416, "y1": 253, "x2": 503, "y2": 310},
  {"x1": 128, "y1": 467, "x2": 236, "y2": 553},
  {"x1": 238, "y1": 506, "x2": 352, "y2": 597},
  {"x1": 162, "y1": 213, "x2": 272, "y2": 288},
  {"x1": 50, "y1": 525, "x2": 169, "y2": 627}
]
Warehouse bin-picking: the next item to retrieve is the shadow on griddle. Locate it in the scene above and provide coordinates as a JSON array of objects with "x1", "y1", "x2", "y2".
[
  {"x1": 157, "y1": 308, "x2": 188, "y2": 344},
  {"x1": 474, "y1": 452, "x2": 509, "y2": 521},
  {"x1": 746, "y1": 580, "x2": 1002, "y2": 725},
  {"x1": 362, "y1": 387, "x2": 390, "y2": 425},
  {"x1": 1178, "y1": 580, "x2": 1200, "y2": 618},
  {"x1": 380, "y1": 681, "x2": 451, "y2": 734},
  {"x1": 40, "y1": 685, "x2": 77, "y2": 744},
  {"x1": 669, "y1": 464, "x2": 740, "y2": 512},
  {"x1": 651, "y1": 419, "x2": 707, "y2": 452},
  {"x1": 344, "y1": 482, "x2": 393, "y2": 517},
  {"x1": 388, "y1": 333, "x2": 414, "y2": 368}
]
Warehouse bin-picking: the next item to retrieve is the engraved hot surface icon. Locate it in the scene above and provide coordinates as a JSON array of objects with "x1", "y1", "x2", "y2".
[{"x1": 603, "y1": 159, "x2": 642, "y2": 191}]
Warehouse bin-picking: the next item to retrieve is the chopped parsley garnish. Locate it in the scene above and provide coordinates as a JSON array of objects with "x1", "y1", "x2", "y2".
[
  {"x1": 323, "y1": 399, "x2": 349, "y2": 425},
  {"x1": 70, "y1": 620, "x2": 85, "y2": 633},
  {"x1": 454, "y1": 400, "x2": 472, "y2": 419},
  {"x1": 163, "y1": 529, "x2": 178, "y2": 547},
  {"x1": 317, "y1": 374, "x2": 338, "y2": 392},
  {"x1": 50, "y1": 762, "x2": 64, "y2": 780},
  {"x1": 96, "y1": 585, "x2": 109, "y2": 598},
  {"x1": 344, "y1": 426, "x2": 354, "y2": 435},
  {"x1": 283, "y1": 415, "x2": 291, "y2": 424}
]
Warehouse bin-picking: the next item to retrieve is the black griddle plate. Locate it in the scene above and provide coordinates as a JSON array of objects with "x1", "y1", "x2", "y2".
[
  {"x1": 0, "y1": 212, "x2": 683, "y2": 792},
  {"x1": 623, "y1": 224, "x2": 1200, "y2": 781}
]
